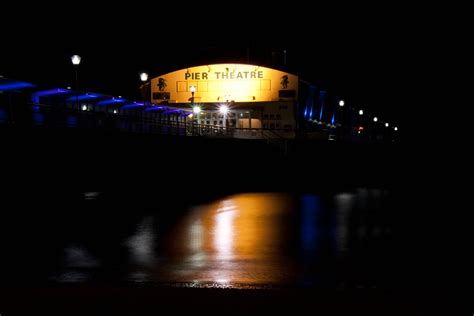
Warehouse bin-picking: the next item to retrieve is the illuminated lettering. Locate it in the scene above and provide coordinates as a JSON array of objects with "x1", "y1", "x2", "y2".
[
  {"x1": 186, "y1": 70, "x2": 266, "y2": 80},
  {"x1": 184, "y1": 72, "x2": 209, "y2": 80}
]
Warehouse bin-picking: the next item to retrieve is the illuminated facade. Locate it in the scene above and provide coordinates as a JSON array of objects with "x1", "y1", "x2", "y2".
[{"x1": 149, "y1": 64, "x2": 299, "y2": 138}]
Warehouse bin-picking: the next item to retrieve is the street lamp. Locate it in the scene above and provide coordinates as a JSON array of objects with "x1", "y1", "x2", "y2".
[
  {"x1": 359, "y1": 109, "x2": 364, "y2": 115},
  {"x1": 219, "y1": 104, "x2": 229, "y2": 130},
  {"x1": 71, "y1": 55, "x2": 81, "y2": 110},
  {"x1": 140, "y1": 72, "x2": 148, "y2": 103},
  {"x1": 385, "y1": 122, "x2": 389, "y2": 127},
  {"x1": 339, "y1": 100, "x2": 344, "y2": 107},
  {"x1": 373, "y1": 117, "x2": 378, "y2": 122}
]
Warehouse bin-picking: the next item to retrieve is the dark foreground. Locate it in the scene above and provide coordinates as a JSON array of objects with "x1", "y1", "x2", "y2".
[
  {"x1": 2, "y1": 286, "x2": 452, "y2": 316},
  {"x1": 0, "y1": 128, "x2": 461, "y2": 315}
]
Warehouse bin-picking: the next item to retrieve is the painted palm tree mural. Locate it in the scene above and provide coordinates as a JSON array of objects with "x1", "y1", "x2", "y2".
[
  {"x1": 157, "y1": 78, "x2": 167, "y2": 91},
  {"x1": 280, "y1": 75, "x2": 289, "y2": 89}
]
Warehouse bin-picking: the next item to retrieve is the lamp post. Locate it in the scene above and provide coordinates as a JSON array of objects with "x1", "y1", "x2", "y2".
[
  {"x1": 190, "y1": 85, "x2": 196, "y2": 134},
  {"x1": 219, "y1": 104, "x2": 229, "y2": 132},
  {"x1": 140, "y1": 72, "x2": 148, "y2": 102},
  {"x1": 71, "y1": 55, "x2": 81, "y2": 110},
  {"x1": 140, "y1": 72, "x2": 148, "y2": 131}
]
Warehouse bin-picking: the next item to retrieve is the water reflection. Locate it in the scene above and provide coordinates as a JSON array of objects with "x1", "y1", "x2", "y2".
[
  {"x1": 158, "y1": 193, "x2": 295, "y2": 285},
  {"x1": 8, "y1": 190, "x2": 394, "y2": 288},
  {"x1": 125, "y1": 216, "x2": 155, "y2": 266}
]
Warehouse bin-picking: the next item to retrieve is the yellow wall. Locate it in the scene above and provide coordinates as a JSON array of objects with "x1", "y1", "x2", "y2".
[{"x1": 150, "y1": 64, "x2": 298, "y2": 104}]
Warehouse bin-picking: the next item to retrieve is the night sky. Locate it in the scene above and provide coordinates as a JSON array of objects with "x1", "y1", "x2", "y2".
[{"x1": 2, "y1": 7, "x2": 414, "y2": 128}]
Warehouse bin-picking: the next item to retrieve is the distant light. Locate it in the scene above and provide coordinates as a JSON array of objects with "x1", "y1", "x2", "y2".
[
  {"x1": 193, "y1": 105, "x2": 201, "y2": 114},
  {"x1": 81, "y1": 105, "x2": 87, "y2": 111},
  {"x1": 359, "y1": 109, "x2": 364, "y2": 115},
  {"x1": 373, "y1": 117, "x2": 378, "y2": 122},
  {"x1": 71, "y1": 55, "x2": 81, "y2": 65},
  {"x1": 219, "y1": 105, "x2": 229, "y2": 115},
  {"x1": 118, "y1": 96, "x2": 122, "y2": 98},
  {"x1": 339, "y1": 100, "x2": 344, "y2": 107},
  {"x1": 385, "y1": 122, "x2": 389, "y2": 127},
  {"x1": 190, "y1": 85, "x2": 196, "y2": 93},
  {"x1": 113, "y1": 109, "x2": 118, "y2": 114},
  {"x1": 140, "y1": 72, "x2": 148, "y2": 82},
  {"x1": 67, "y1": 86, "x2": 71, "y2": 90},
  {"x1": 394, "y1": 127, "x2": 398, "y2": 131},
  {"x1": 358, "y1": 126, "x2": 364, "y2": 131},
  {"x1": 357, "y1": 131, "x2": 361, "y2": 134}
]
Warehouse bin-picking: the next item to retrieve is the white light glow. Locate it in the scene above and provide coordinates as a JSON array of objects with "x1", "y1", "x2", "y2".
[
  {"x1": 190, "y1": 85, "x2": 196, "y2": 93},
  {"x1": 81, "y1": 105, "x2": 87, "y2": 111},
  {"x1": 373, "y1": 117, "x2": 378, "y2": 122},
  {"x1": 214, "y1": 200, "x2": 237, "y2": 260},
  {"x1": 339, "y1": 100, "x2": 344, "y2": 106},
  {"x1": 193, "y1": 105, "x2": 201, "y2": 114},
  {"x1": 385, "y1": 122, "x2": 389, "y2": 127},
  {"x1": 359, "y1": 110, "x2": 364, "y2": 115},
  {"x1": 219, "y1": 105, "x2": 229, "y2": 115},
  {"x1": 394, "y1": 127, "x2": 398, "y2": 131},
  {"x1": 71, "y1": 55, "x2": 81, "y2": 65},
  {"x1": 113, "y1": 109, "x2": 118, "y2": 114},
  {"x1": 140, "y1": 72, "x2": 148, "y2": 82}
]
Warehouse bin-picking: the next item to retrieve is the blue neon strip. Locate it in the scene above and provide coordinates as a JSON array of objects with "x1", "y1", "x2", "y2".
[
  {"x1": 0, "y1": 82, "x2": 35, "y2": 91},
  {"x1": 66, "y1": 93, "x2": 102, "y2": 101},
  {"x1": 32, "y1": 88, "x2": 71, "y2": 97},
  {"x1": 96, "y1": 98, "x2": 127, "y2": 106}
]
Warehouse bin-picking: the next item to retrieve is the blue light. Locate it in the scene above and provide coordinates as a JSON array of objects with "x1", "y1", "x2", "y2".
[
  {"x1": 32, "y1": 88, "x2": 71, "y2": 97},
  {"x1": 331, "y1": 111, "x2": 335, "y2": 125},
  {"x1": 66, "y1": 93, "x2": 102, "y2": 101},
  {"x1": 319, "y1": 91, "x2": 326, "y2": 121},
  {"x1": 301, "y1": 194, "x2": 320, "y2": 252},
  {"x1": 145, "y1": 106, "x2": 167, "y2": 112},
  {"x1": 0, "y1": 81, "x2": 35, "y2": 91},
  {"x1": 32, "y1": 88, "x2": 72, "y2": 104},
  {"x1": 96, "y1": 98, "x2": 127, "y2": 106},
  {"x1": 122, "y1": 102, "x2": 145, "y2": 109}
]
